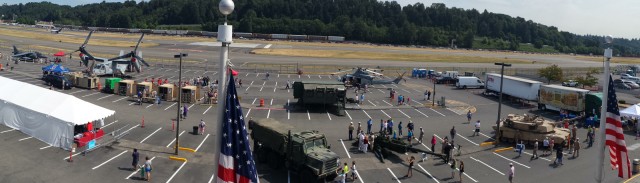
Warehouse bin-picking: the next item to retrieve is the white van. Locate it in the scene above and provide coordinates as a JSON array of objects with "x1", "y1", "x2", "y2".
[
  {"x1": 442, "y1": 71, "x2": 459, "y2": 78},
  {"x1": 456, "y1": 76, "x2": 484, "y2": 89}
]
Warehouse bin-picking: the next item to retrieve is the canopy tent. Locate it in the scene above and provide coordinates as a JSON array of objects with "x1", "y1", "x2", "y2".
[
  {"x1": 620, "y1": 104, "x2": 640, "y2": 118},
  {"x1": 42, "y1": 64, "x2": 70, "y2": 74},
  {"x1": 53, "y1": 51, "x2": 66, "y2": 57},
  {"x1": 0, "y1": 76, "x2": 115, "y2": 150}
]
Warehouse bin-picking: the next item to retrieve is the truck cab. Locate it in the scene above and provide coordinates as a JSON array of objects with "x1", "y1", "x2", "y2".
[{"x1": 289, "y1": 132, "x2": 339, "y2": 179}]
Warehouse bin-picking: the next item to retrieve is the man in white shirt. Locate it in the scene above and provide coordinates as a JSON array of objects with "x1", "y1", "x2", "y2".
[
  {"x1": 474, "y1": 120, "x2": 481, "y2": 136},
  {"x1": 508, "y1": 163, "x2": 514, "y2": 183}
]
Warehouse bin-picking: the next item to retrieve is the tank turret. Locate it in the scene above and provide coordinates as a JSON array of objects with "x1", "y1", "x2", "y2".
[{"x1": 493, "y1": 114, "x2": 570, "y2": 145}]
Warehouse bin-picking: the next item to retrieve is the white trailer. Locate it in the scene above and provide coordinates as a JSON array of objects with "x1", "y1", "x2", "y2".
[
  {"x1": 484, "y1": 73, "x2": 542, "y2": 101},
  {"x1": 538, "y1": 85, "x2": 590, "y2": 112}
]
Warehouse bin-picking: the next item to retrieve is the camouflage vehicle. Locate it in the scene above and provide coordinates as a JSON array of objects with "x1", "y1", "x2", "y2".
[
  {"x1": 248, "y1": 118, "x2": 340, "y2": 182},
  {"x1": 494, "y1": 114, "x2": 570, "y2": 145},
  {"x1": 293, "y1": 81, "x2": 346, "y2": 116}
]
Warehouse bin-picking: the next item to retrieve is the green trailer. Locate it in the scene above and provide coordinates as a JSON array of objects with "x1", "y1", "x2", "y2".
[
  {"x1": 104, "y1": 77, "x2": 122, "y2": 93},
  {"x1": 585, "y1": 92, "x2": 602, "y2": 116},
  {"x1": 293, "y1": 81, "x2": 346, "y2": 116}
]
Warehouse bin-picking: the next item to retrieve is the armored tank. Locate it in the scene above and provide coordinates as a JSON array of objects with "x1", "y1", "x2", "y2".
[{"x1": 494, "y1": 114, "x2": 570, "y2": 145}]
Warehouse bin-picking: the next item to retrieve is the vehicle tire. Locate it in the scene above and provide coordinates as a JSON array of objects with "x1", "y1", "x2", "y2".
[
  {"x1": 268, "y1": 151, "x2": 282, "y2": 169},
  {"x1": 462, "y1": 85, "x2": 467, "y2": 89},
  {"x1": 255, "y1": 146, "x2": 268, "y2": 164},
  {"x1": 325, "y1": 173, "x2": 338, "y2": 182},
  {"x1": 300, "y1": 169, "x2": 319, "y2": 183}
]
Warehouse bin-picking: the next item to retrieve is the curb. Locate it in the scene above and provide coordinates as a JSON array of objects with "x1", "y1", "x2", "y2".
[
  {"x1": 169, "y1": 156, "x2": 187, "y2": 162},
  {"x1": 178, "y1": 147, "x2": 196, "y2": 153},
  {"x1": 493, "y1": 147, "x2": 513, "y2": 153},
  {"x1": 479, "y1": 141, "x2": 496, "y2": 146}
]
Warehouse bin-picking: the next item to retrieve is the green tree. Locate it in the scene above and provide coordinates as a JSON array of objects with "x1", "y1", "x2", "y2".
[
  {"x1": 574, "y1": 68, "x2": 600, "y2": 88},
  {"x1": 538, "y1": 64, "x2": 563, "y2": 84}
]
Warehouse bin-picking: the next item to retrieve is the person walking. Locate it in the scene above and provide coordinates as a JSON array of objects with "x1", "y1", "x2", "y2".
[
  {"x1": 516, "y1": 141, "x2": 525, "y2": 157},
  {"x1": 507, "y1": 163, "x2": 514, "y2": 183},
  {"x1": 554, "y1": 145, "x2": 564, "y2": 165},
  {"x1": 531, "y1": 139, "x2": 539, "y2": 160},
  {"x1": 543, "y1": 137, "x2": 550, "y2": 156},
  {"x1": 474, "y1": 120, "x2": 481, "y2": 136},
  {"x1": 363, "y1": 135, "x2": 369, "y2": 152},
  {"x1": 450, "y1": 126, "x2": 456, "y2": 140},
  {"x1": 467, "y1": 110, "x2": 472, "y2": 123},
  {"x1": 398, "y1": 121, "x2": 403, "y2": 137},
  {"x1": 418, "y1": 127, "x2": 424, "y2": 143},
  {"x1": 573, "y1": 138, "x2": 580, "y2": 158},
  {"x1": 431, "y1": 135, "x2": 437, "y2": 153},
  {"x1": 444, "y1": 142, "x2": 452, "y2": 163},
  {"x1": 183, "y1": 105, "x2": 188, "y2": 119},
  {"x1": 424, "y1": 89, "x2": 429, "y2": 101},
  {"x1": 358, "y1": 131, "x2": 365, "y2": 152},
  {"x1": 285, "y1": 80, "x2": 290, "y2": 89},
  {"x1": 144, "y1": 156, "x2": 152, "y2": 181},
  {"x1": 388, "y1": 119, "x2": 394, "y2": 135},
  {"x1": 131, "y1": 149, "x2": 139, "y2": 171},
  {"x1": 407, "y1": 130, "x2": 413, "y2": 145},
  {"x1": 351, "y1": 161, "x2": 358, "y2": 180},
  {"x1": 357, "y1": 122, "x2": 362, "y2": 137},
  {"x1": 407, "y1": 120, "x2": 414, "y2": 134},
  {"x1": 199, "y1": 119, "x2": 206, "y2": 135},
  {"x1": 404, "y1": 156, "x2": 415, "y2": 178},
  {"x1": 451, "y1": 158, "x2": 457, "y2": 179},
  {"x1": 459, "y1": 161, "x2": 465, "y2": 183},
  {"x1": 238, "y1": 79, "x2": 243, "y2": 88},
  {"x1": 348, "y1": 122, "x2": 354, "y2": 140},
  {"x1": 360, "y1": 93, "x2": 365, "y2": 104},
  {"x1": 265, "y1": 72, "x2": 270, "y2": 80},
  {"x1": 367, "y1": 119, "x2": 373, "y2": 134},
  {"x1": 549, "y1": 139, "x2": 555, "y2": 155},
  {"x1": 340, "y1": 162, "x2": 349, "y2": 183},
  {"x1": 381, "y1": 119, "x2": 386, "y2": 134},
  {"x1": 427, "y1": 90, "x2": 431, "y2": 100}
]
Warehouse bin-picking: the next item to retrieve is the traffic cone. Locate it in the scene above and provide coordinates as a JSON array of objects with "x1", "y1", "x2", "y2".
[
  {"x1": 259, "y1": 98, "x2": 264, "y2": 107},
  {"x1": 141, "y1": 116, "x2": 145, "y2": 128},
  {"x1": 97, "y1": 82, "x2": 102, "y2": 91}
]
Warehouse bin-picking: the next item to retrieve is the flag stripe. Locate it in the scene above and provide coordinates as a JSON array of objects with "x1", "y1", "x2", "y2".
[{"x1": 604, "y1": 75, "x2": 631, "y2": 178}]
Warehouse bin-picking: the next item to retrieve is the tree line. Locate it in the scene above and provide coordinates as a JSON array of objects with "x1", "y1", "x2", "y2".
[{"x1": 1, "y1": 0, "x2": 639, "y2": 56}]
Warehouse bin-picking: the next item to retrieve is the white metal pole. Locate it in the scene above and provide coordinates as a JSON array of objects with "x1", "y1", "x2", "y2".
[
  {"x1": 595, "y1": 47, "x2": 612, "y2": 182},
  {"x1": 213, "y1": 21, "x2": 232, "y2": 181}
]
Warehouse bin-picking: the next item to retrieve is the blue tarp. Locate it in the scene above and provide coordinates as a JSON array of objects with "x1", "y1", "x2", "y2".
[{"x1": 42, "y1": 64, "x2": 70, "y2": 74}]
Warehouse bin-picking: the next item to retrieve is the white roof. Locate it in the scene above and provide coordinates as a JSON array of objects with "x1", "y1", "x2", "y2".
[
  {"x1": 486, "y1": 73, "x2": 543, "y2": 84},
  {"x1": 620, "y1": 104, "x2": 640, "y2": 118},
  {"x1": 0, "y1": 76, "x2": 114, "y2": 125},
  {"x1": 541, "y1": 85, "x2": 590, "y2": 92}
]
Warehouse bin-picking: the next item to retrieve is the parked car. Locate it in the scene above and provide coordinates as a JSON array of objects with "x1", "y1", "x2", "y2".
[
  {"x1": 621, "y1": 73, "x2": 638, "y2": 80},
  {"x1": 623, "y1": 80, "x2": 640, "y2": 89},
  {"x1": 456, "y1": 76, "x2": 484, "y2": 89},
  {"x1": 613, "y1": 79, "x2": 632, "y2": 90},
  {"x1": 436, "y1": 76, "x2": 457, "y2": 84},
  {"x1": 562, "y1": 80, "x2": 579, "y2": 87},
  {"x1": 42, "y1": 74, "x2": 73, "y2": 89}
]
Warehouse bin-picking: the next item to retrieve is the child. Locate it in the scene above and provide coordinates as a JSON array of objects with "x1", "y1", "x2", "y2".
[{"x1": 351, "y1": 161, "x2": 358, "y2": 180}]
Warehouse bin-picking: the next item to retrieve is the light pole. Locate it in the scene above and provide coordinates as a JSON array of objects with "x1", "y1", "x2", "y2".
[
  {"x1": 173, "y1": 53, "x2": 188, "y2": 155},
  {"x1": 596, "y1": 35, "x2": 614, "y2": 183},
  {"x1": 432, "y1": 79, "x2": 436, "y2": 106},
  {"x1": 494, "y1": 62, "x2": 511, "y2": 145},
  {"x1": 213, "y1": 0, "x2": 235, "y2": 177}
]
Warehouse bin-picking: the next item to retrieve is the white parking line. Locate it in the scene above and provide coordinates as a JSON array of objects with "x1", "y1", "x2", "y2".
[
  {"x1": 92, "y1": 150, "x2": 127, "y2": 170},
  {"x1": 377, "y1": 89, "x2": 385, "y2": 94},
  {"x1": 256, "y1": 73, "x2": 260, "y2": 78},
  {"x1": 415, "y1": 138, "x2": 432, "y2": 151},
  {"x1": 401, "y1": 88, "x2": 411, "y2": 93},
  {"x1": 414, "y1": 109, "x2": 429, "y2": 117},
  {"x1": 361, "y1": 109, "x2": 372, "y2": 119},
  {"x1": 18, "y1": 137, "x2": 33, "y2": 141},
  {"x1": 267, "y1": 109, "x2": 271, "y2": 118},
  {"x1": 126, "y1": 157, "x2": 156, "y2": 179},
  {"x1": 381, "y1": 84, "x2": 388, "y2": 88},
  {"x1": 251, "y1": 98, "x2": 257, "y2": 105},
  {"x1": 287, "y1": 99, "x2": 290, "y2": 120},
  {"x1": 327, "y1": 112, "x2": 332, "y2": 120},
  {"x1": 166, "y1": 130, "x2": 186, "y2": 147},
  {"x1": 368, "y1": 100, "x2": 377, "y2": 106},
  {"x1": 195, "y1": 134, "x2": 210, "y2": 152},
  {"x1": 165, "y1": 103, "x2": 177, "y2": 110},
  {"x1": 245, "y1": 108, "x2": 252, "y2": 118},
  {"x1": 97, "y1": 95, "x2": 112, "y2": 100},
  {"x1": 245, "y1": 73, "x2": 250, "y2": 77},
  {"x1": 447, "y1": 108, "x2": 463, "y2": 115},
  {"x1": 345, "y1": 110, "x2": 353, "y2": 120},
  {"x1": 113, "y1": 96, "x2": 127, "y2": 103},
  {"x1": 203, "y1": 106, "x2": 212, "y2": 114},
  {"x1": 430, "y1": 108, "x2": 445, "y2": 116},
  {"x1": 339, "y1": 139, "x2": 351, "y2": 158},
  {"x1": 274, "y1": 82, "x2": 277, "y2": 92},
  {"x1": 128, "y1": 102, "x2": 136, "y2": 106},
  {"x1": 259, "y1": 81, "x2": 266, "y2": 91},
  {"x1": 140, "y1": 127, "x2": 162, "y2": 143},
  {"x1": 521, "y1": 151, "x2": 551, "y2": 161},
  {"x1": 328, "y1": 75, "x2": 332, "y2": 79},
  {"x1": 470, "y1": 156, "x2": 504, "y2": 175},
  {"x1": 102, "y1": 120, "x2": 119, "y2": 128},
  {"x1": 382, "y1": 100, "x2": 393, "y2": 106},
  {"x1": 166, "y1": 161, "x2": 188, "y2": 183},
  {"x1": 391, "y1": 84, "x2": 398, "y2": 88},
  {"x1": 145, "y1": 104, "x2": 154, "y2": 108},
  {"x1": 380, "y1": 110, "x2": 391, "y2": 118},
  {"x1": 307, "y1": 110, "x2": 311, "y2": 120},
  {"x1": 386, "y1": 168, "x2": 402, "y2": 183},
  {"x1": 397, "y1": 109, "x2": 411, "y2": 118},
  {"x1": 68, "y1": 90, "x2": 84, "y2": 94},
  {"x1": 1, "y1": 129, "x2": 16, "y2": 133},
  {"x1": 203, "y1": 71, "x2": 210, "y2": 75},
  {"x1": 417, "y1": 164, "x2": 439, "y2": 183},
  {"x1": 493, "y1": 152, "x2": 531, "y2": 168},
  {"x1": 39, "y1": 145, "x2": 52, "y2": 150},
  {"x1": 457, "y1": 134, "x2": 479, "y2": 146},
  {"x1": 480, "y1": 132, "x2": 494, "y2": 140},
  {"x1": 318, "y1": 75, "x2": 322, "y2": 79},
  {"x1": 188, "y1": 103, "x2": 195, "y2": 110},
  {"x1": 245, "y1": 81, "x2": 254, "y2": 91},
  {"x1": 82, "y1": 92, "x2": 99, "y2": 97},
  {"x1": 270, "y1": 98, "x2": 273, "y2": 106},
  {"x1": 307, "y1": 75, "x2": 311, "y2": 78}
]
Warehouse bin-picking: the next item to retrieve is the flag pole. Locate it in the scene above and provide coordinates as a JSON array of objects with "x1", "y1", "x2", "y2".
[
  {"x1": 213, "y1": 0, "x2": 234, "y2": 181},
  {"x1": 596, "y1": 36, "x2": 614, "y2": 182}
]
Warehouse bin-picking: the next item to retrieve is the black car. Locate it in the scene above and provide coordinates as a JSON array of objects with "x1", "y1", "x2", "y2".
[
  {"x1": 436, "y1": 76, "x2": 457, "y2": 84},
  {"x1": 42, "y1": 74, "x2": 73, "y2": 89}
]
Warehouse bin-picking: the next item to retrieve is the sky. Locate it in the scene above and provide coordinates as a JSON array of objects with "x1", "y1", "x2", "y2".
[{"x1": 3, "y1": 0, "x2": 639, "y2": 39}]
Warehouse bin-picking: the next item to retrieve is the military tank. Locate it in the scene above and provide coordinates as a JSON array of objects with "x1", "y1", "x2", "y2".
[{"x1": 494, "y1": 114, "x2": 570, "y2": 145}]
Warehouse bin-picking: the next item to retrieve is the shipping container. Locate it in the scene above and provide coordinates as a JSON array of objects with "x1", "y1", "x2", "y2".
[
  {"x1": 254, "y1": 33, "x2": 272, "y2": 39},
  {"x1": 308, "y1": 35, "x2": 328, "y2": 41},
  {"x1": 484, "y1": 73, "x2": 542, "y2": 101},
  {"x1": 289, "y1": 35, "x2": 308, "y2": 40},
  {"x1": 538, "y1": 85, "x2": 590, "y2": 112},
  {"x1": 328, "y1": 36, "x2": 345, "y2": 42},
  {"x1": 234, "y1": 32, "x2": 253, "y2": 38},
  {"x1": 271, "y1": 34, "x2": 288, "y2": 39},
  {"x1": 152, "y1": 30, "x2": 166, "y2": 34},
  {"x1": 201, "y1": 31, "x2": 217, "y2": 37},
  {"x1": 128, "y1": 29, "x2": 140, "y2": 33}
]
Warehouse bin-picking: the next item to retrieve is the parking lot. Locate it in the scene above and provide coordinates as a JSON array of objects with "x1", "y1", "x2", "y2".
[{"x1": 1, "y1": 59, "x2": 639, "y2": 183}]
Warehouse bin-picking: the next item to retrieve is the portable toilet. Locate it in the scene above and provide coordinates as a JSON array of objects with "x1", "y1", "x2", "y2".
[
  {"x1": 158, "y1": 84, "x2": 178, "y2": 101},
  {"x1": 115, "y1": 80, "x2": 135, "y2": 96},
  {"x1": 181, "y1": 85, "x2": 201, "y2": 103},
  {"x1": 418, "y1": 69, "x2": 427, "y2": 78},
  {"x1": 104, "y1": 78, "x2": 122, "y2": 93},
  {"x1": 411, "y1": 68, "x2": 418, "y2": 78}
]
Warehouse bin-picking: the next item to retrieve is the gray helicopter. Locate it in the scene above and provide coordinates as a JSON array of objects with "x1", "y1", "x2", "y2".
[{"x1": 332, "y1": 67, "x2": 405, "y2": 86}]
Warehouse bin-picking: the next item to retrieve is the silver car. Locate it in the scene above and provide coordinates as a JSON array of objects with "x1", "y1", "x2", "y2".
[{"x1": 623, "y1": 80, "x2": 640, "y2": 89}]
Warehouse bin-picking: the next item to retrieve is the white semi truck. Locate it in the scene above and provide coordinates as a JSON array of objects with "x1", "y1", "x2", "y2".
[{"x1": 484, "y1": 73, "x2": 542, "y2": 101}]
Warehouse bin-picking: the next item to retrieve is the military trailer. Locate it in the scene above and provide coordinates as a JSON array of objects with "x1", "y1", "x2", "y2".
[
  {"x1": 248, "y1": 118, "x2": 340, "y2": 182},
  {"x1": 293, "y1": 81, "x2": 346, "y2": 116},
  {"x1": 158, "y1": 84, "x2": 178, "y2": 101},
  {"x1": 103, "y1": 78, "x2": 122, "y2": 93}
]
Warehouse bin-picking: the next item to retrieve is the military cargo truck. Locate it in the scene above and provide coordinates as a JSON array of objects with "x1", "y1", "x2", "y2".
[
  {"x1": 293, "y1": 81, "x2": 346, "y2": 116},
  {"x1": 248, "y1": 118, "x2": 340, "y2": 181}
]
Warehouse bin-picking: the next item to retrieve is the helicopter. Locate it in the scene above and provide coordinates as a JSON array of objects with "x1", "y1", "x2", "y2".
[{"x1": 332, "y1": 67, "x2": 406, "y2": 86}]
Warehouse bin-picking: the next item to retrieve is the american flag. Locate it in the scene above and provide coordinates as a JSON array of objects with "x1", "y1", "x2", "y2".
[
  {"x1": 217, "y1": 74, "x2": 259, "y2": 183},
  {"x1": 604, "y1": 75, "x2": 631, "y2": 178}
]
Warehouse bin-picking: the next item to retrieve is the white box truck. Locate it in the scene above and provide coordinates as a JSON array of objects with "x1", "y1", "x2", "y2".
[
  {"x1": 456, "y1": 76, "x2": 484, "y2": 89},
  {"x1": 484, "y1": 73, "x2": 542, "y2": 101},
  {"x1": 538, "y1": 85, "x2": 590, "y2": 112}
]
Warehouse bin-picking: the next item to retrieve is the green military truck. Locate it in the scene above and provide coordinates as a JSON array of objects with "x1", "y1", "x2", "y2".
[
  {"x1": 293, "y1": 81, "x2": 346, "y2": 116},
  {"x1": 248, "y1": 118, "x2": 340, "y2": 182}
]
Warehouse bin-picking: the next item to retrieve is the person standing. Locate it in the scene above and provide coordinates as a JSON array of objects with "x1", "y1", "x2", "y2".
[
  {"x1": 358, "y1": 131, "x2": 365, "y2": 152},
  {"x1": 516, "y1": 141, "x2": 525, "y2": 157},
  {"x1": 474, "y1": 120, "x2": 481, "y2": 136},
  {"x1": 531, "y1": 139, "x2": 539, "y2": 160},
  {"x1": 467, "y1": 110, "x2": 472, "y2": 123},
  {"x1": 285, "y1": 80, "x2": 290, "y2": 89},
  {"x1": 363, "y1": 135, "x2": 369, "y2": 153},
  {"x1": 407, "y1": 121, "x2": 414, "y2": 134},
  {"x1": 131, "y1": 149, "x2": 139, "y2": 171},
  {"x1": 507, "y1": 163, "x2": 514, "y2": 183},
  {"x1": 348, "y1": 122, "x2": 354, "y2": 140},
  {"x1": 418, "y1": 127, "x2": 424, "y2": 143},
  {"x1": 183, "y1": 105, "x2": 188, "y2": 119},
  {"x1": 444, "y1": 142, "x2": 452, "y2": 163},
  {"x1": 450, "y1": 126, "x2": 457, "y2": 140},
  {"x1": 144, "y1": 156, "x2": 152, "y2": 181},
  {"x1": 427, "y1": 90, "x2": 431, "y2": 100},
  {"x1": 573, "y1": 138, "x2": 580, "y2": 158},
  {"x1": 238, "y1": 79, "x2": 243, "y2": 88},
  {"x1": 424, "y1": 89, "x2": 429, "y2": 101},
  {"x1": 459, "y1": 161, "x2": 465, "y2": 183},
  {"x1": 367, "y1": 119, "x2": 372, "y2": 134},
  {"x1": 360, "y1": 93, "x2": 365, "y2": 104},
  {"x1": 542, "y1": 137, "x2": 550, "y2": 156},
  {"x1": 431, "y1": 135, "x2": 437, "y2": 153},
  {"x1": 398, "y1": 121, "x2": 403, "y2": 137},
  {"x1": 388, "y1": 119, "x2": 394, "y2": 135},
  {"x1": 351, "y1": 161, "x2": 358, "y2": 180},
  {"x1": 404, "y1": 156, "x2": 415, "y2": 178},
  {"x1": 451, "y1": 158, "x2": 457, "y2": 179},
  {"x1": 357, "y1": 122, "x2": 362, "y2": 137},
  {"x1": 199, "y1": 119, "x2": 206, "y2": 135},
  {"x1": 381, "y1": 119, "x2": 386, "y2": 134}
]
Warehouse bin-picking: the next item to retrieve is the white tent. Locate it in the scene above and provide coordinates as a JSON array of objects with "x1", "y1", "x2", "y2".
[
  {"x1": 620, "y1": 104, "x2": 640, "y2": 118},
  {"x1": 0, "y1": 76, "x2": 115, "y2": 150}
]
